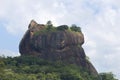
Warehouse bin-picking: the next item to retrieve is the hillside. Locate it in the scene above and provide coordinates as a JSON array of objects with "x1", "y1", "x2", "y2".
[
  {"x1": 0, "y1": 20, "x2": 118, "y2": 80},
  {"x1": 0, "y1": 56, "x2": 118, "y2": 80},
  {"x1": 19, "y1": 20, "x2": 99, "y2": 78},
  {"x1": 0, "y1": 56, "x2": 100, "y2": 80}
]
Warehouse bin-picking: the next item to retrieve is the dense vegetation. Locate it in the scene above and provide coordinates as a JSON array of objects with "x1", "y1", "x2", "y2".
[
  {"x1": 99, "y1": 72, "x2": 118, "y2": 80},
  {"x1": 34, "y1": 21, "x2": 81, "y2": 36},
  {"x1": 0, "y1": 56, "x2": 94, "y2": 80},
  {"x1": 0, "y1": 56, "x2": 118, "y2": 80}
]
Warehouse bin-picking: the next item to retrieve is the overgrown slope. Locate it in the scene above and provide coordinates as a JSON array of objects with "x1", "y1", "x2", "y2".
[{"x1": 0, "y1": 56, "x2": 99, "y2": 80}]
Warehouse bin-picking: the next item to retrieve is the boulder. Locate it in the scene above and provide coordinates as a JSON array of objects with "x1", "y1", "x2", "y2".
[{"x1": 19, "y1": 20, "x2": 100, "y2": 78}]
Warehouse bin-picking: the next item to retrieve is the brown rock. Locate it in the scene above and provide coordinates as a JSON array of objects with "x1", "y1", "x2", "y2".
[{"x1": 19, "y1": 20, "x2": 99, "y2": 78}]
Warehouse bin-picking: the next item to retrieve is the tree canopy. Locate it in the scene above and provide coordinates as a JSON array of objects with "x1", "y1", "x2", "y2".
[
  {"x1": 99, "y1": 72, "x2": 118, "y2": 80},
  {"x1": 0, "y1": 56, "x2": 102, "y2": 80},
  {"x1": 70, "y1": 24, "x2": 81, "y2": 32}
]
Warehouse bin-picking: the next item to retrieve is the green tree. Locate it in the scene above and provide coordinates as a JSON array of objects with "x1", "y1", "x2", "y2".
[
  {"x1": 46, "y1": 20, "x2": 53, "y2": 30},
  {"x1": 57, "y1": 25, "x2": 68, "y2": 31},
  {"x1": 99, "y1": 72, "x2": 118, "y2": 80},
  {"x1": 70, "y1": 24, "x2": 81, "y2": 32},
  {"x1": 46, "y1": 20, "x2": 52, "y2": 26}
]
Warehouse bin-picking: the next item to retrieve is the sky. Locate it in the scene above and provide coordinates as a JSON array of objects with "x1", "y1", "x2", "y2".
[{"x1": 0, "y1": 0, "x2": 120, "y2": 79}]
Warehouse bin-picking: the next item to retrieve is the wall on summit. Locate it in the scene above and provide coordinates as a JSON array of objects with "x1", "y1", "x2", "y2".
[{"x1": 19, "y1": 20, "x2": 99, "y2": 78}]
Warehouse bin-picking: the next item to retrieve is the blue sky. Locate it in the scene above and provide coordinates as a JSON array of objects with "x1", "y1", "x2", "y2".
[{"x1": 0, "y1": 0, "x2": 120, "y2": 79}]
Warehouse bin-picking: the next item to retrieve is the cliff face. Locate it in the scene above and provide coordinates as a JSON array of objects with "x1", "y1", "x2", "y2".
[{"x1": 19, "y1": 20, "x2": 99, "y2": 78}]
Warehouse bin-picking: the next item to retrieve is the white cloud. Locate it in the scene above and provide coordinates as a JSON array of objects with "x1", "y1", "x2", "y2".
[
  {"x1": 0, "y1": 0, "x2": 120, "y2": 79},
  {"x1": 82, "y1": 1, "x2": 120, "y2": 79},
  {"x1": 0, "y1": 49, "x2": 20, "y2": 57},
  {"x1": 0, "y1": 0, "x2": 67, "y2": 35}
]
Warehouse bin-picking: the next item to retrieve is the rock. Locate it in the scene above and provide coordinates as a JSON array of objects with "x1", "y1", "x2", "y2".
[{"x1": 19, "y1": 20, "x2": 100, "y2": 79}]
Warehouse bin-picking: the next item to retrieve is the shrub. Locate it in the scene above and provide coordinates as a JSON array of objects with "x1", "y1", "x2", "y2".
[
  {"x1": 0, "y1": 55, "x2": 102, "y2": 80},
  {"x1": 99, "y1": 72, "x2": 118, "y2": 80},
  {"x1": 57, "y1": 25, "x2": 69, "y2": 31},
  {"x1": 70, "y1": 24, "x2": 81, "y2": 32},
  {"x1": 46, "y1": 20, "x2": 53, "y2": 30}
]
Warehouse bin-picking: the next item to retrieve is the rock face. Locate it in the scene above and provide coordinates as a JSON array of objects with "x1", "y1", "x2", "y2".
[{"x1": 19, "y1": 20, "x2": 99, "y2": 78}]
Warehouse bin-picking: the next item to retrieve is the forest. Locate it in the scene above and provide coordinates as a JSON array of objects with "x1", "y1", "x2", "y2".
[{"x1": 0, "y1": 55, "x2": 118, "y2": 80}]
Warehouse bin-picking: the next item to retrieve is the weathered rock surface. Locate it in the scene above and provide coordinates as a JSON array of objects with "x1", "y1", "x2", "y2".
[{"x1": 19, "y1": 20, "x2": 99, "y2": 78}]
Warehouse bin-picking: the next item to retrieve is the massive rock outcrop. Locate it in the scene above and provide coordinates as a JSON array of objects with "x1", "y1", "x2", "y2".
[{"x1": 19, "y1": 20, "x2": 99, "y2": 79}]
